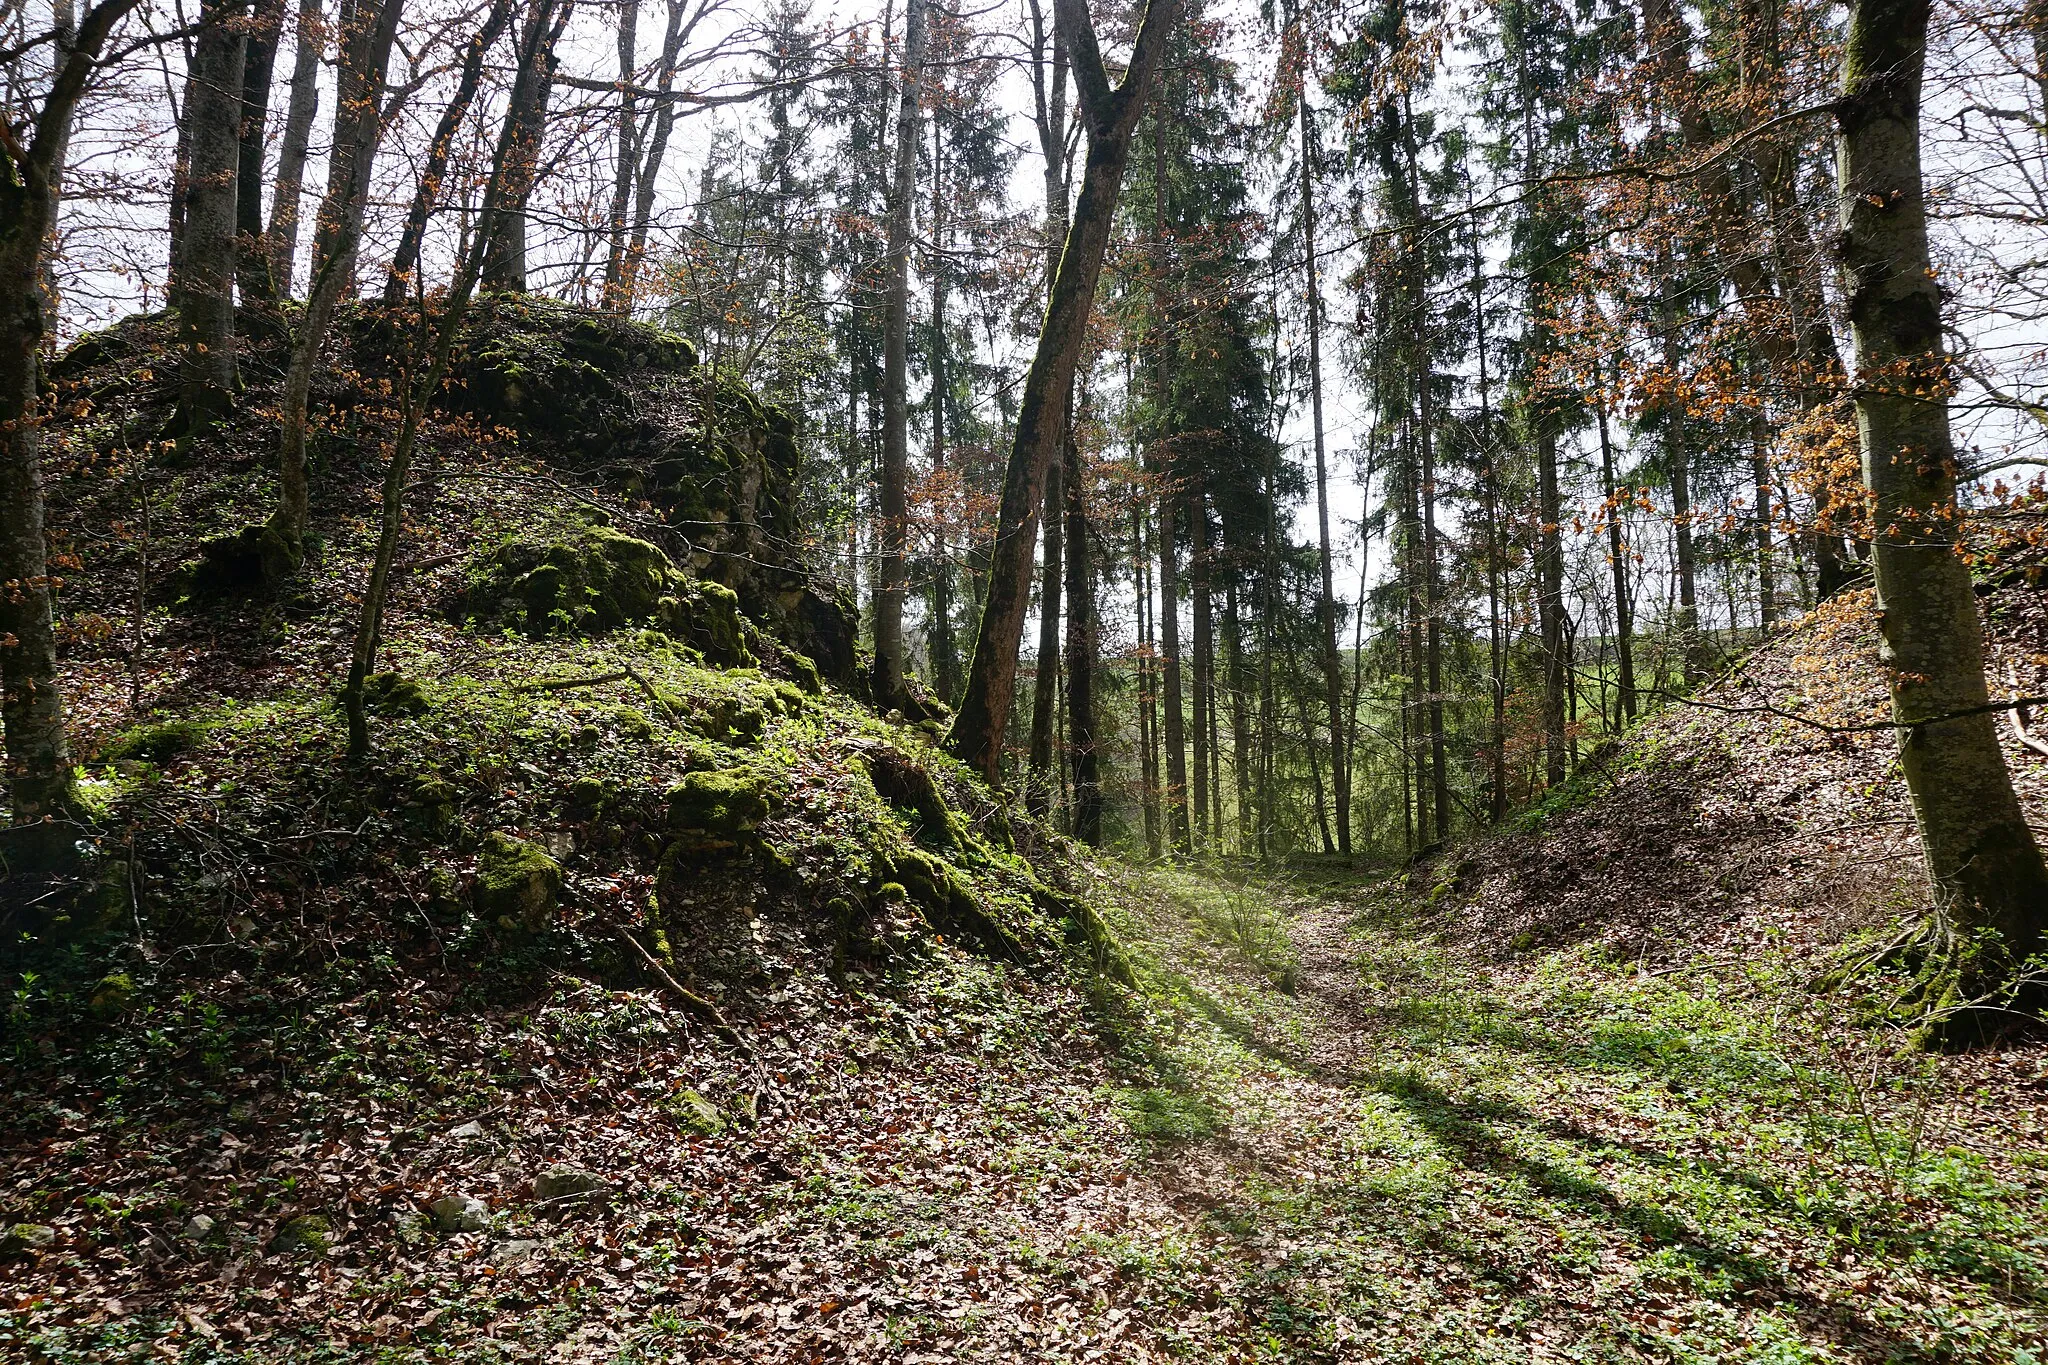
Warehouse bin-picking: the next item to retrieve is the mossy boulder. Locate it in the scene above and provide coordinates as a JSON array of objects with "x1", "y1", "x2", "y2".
[
  {"x1": 193, "y1": 522, "x2": 301, "y2": 594},
  {"x1": 664, "y1": 769, "x2": 777, "y2": 837},
  {"x1": 474, "y1": 833, "x2": 563, "y2": 932},
  {"x1": 465, "y1": 524, "x2": 686, "y2": 637},
  {"x1": 362, "y1": 672, "x2": 431, "y2": 716},
  {"x1": 658, "y1": 580, "x2": 757, "y2": 667},
  {"x1": 449, "y1": 296, "x2": 695, "y2": 453},
  {"x1": 101, "y1": 718, "x2": 209, "y2": 765}
]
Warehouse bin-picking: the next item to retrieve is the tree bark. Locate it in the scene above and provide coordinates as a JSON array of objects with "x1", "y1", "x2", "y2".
[
  {"x1": 1536, "y1": 421, "x2": 1568, "y2": 787},
  {"x1": 947, "y1": 0, "x2": 1182, "y2": 782},
  {"x1": 1596, "y1": 363, "x2": 1637, "y2": 722},
  {"x1": 600, "y1": 0, "x2": 640, "y2": 307},
  {"x1": 274, "y1": 0, "x2": 404, "y2": 551},
  {"x1": 234, "y1": 0, "x2": 288, "y2": 306},
  {"x1": 1, "y1": 0, "x2": 147, "y2": 820},
  {"x1": 343, "y1": 0, "x2": 562, "y2": 755},
  {"x1": 1063, "y1": 417, "x2": 1100, "y2": 845},
  {"x1": 1026, "y1": 454, "x2": 1063, "y2": 817},
  {"x1": 1159, "y1": 493, "x2": 1190, "y2": 849},
  {"x1": 1836, "y1": 0, "x2": 2048, "y2": 961},
  {"x1": 872, "y1": 0, "x2": 924, "y2": 705},
  {"x1": 1189, "y1": 491, "x2": 1211, "y2": 851},
  {"x1": 266, "y1": 0, "x2": 325, "y2": 295},
  {"x1": 481, "y1": 0, "x2": 569, "y2": 293},
  {"x1": 176, "y1": 0, "x2": 249, "y2": 434}
]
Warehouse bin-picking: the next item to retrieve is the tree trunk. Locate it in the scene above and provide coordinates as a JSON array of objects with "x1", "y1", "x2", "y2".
[
  {"x1": 617, "y1": 0, "x2": 687, "y2": 308},
  {"x1": 1159, "y1": 494, "x2": 1190, "y2": 850},
  {"x1": 35, "y1": 0, "x2": 79, "y2": 333},
  {"x1": 1225, "y1": 576, "x2": 1252, "y2": 855},
  {"x1": 176, "y1": 0, "x2": 249, "y2": 434},
  {"x1": 1188, "y1": 494, "x2": 1211, "y2": 851},
  {"x1": 946, "y1": 0, "x2": 1182, "y2": 782},
  {"x1": 1596, "y1": 366, "x2": 1637, "y2": 722},
  {"x1": 1836, "y1": 0, "x2": 2048, "y2": 962},
  {"x1": 928, "y1": 116, "x2": 958, "y2": 704},
  {"x1": 235, "y1": 0, "x2": 289, "y2": 306},
  {"x1": 1135, "y1": 501, "x2": 1162, "y2": 857},
  {"x1": 2, "y1": 0, "x2": 146, "y2": 820},
  {"x1": 873, "y1": 0, "x2": 925, "y2": 706},
  {"x1": 266, "y1": 0, "x2": 325, "y2": 295},
  {"x1": 1026, "y1": 456, "x2": 1063, "y2": 817},
  {"x1": 1536, "y1": 421, "x2": 1568, "y2": 787},
  {"x1": 1299, "y1": 92, "x2": 1349, "y2": 857},
  {"x1": 1063, "y1": 419, "x2": 1100, "y2": 845},
  {"x1": 274, "y1": 0, "x2": 404, "y2": 551},
  {"x1": 600, "y1": 0, "x2": 640, "y2": 306},
  {"x1": 482, "y1": 0, "x2": 569, "y2": 294},
  {"x1": 343, "y1": 0, "x2": 560, "y2": 755},
  {"x1": 386, "y1": 0, "x2": 512, "y2": 303}
]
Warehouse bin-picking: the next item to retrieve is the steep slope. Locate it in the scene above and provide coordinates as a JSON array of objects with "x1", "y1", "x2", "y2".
[
  {"x1": 0, "y1": 302, "x2": 1145, "y2": 1361},
  {"x1": 1431, "y1": 559, "x2": 2048, "y2": 990}
]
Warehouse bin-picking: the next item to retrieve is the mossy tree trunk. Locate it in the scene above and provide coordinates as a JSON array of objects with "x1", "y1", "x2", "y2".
[
  {"x1": 948, "y1": 0, "x2": 1182, "y2": 784},
  {"x1": 1836, "y1": 0, "x2": 2048, "y2": 965},
  {"x1": 0, "y1": 0, "x2": 146, "y2": 821}
]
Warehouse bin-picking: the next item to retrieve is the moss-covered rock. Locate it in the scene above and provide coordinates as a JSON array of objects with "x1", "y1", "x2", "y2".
[
  {"x1": 269, "y1": 1214, "x2": 332, "y2": 1256},
  {"x1": 474, "y1": 833, "x2": 562, "y2": 932},
  {"x1": 88, "y1": 971, "x2": 135, "y2": 1017},
  {"x1": 665, "y1": 769, "x2": 776, "y2": 837},
  {"x1": 658, "y1": 580, "x2": 756, "y2": 667},
  {"x1": 362, "y1": 672, "x2": 431, "y2": 717},
  {"x1": 465, "y1": 524, "x2": 686, "y2": 638},
  {"x1": 193, "y1": 522, "x2": 301, "y2": 594},
  {"x1": 101, "y1": 718, "x2": 209, "y2": 765}
]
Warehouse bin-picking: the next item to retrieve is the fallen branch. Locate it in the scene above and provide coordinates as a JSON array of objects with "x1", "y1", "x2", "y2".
[
  {"x1": 514, "y1": 670, "x2": 632, "y2": 693},
  {"x1": 603, "y1": 916, "x2": 735, "y2": 1038}
]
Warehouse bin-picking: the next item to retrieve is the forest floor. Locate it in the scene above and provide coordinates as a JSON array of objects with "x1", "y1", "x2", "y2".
[{"x1": 12, "y1": 856, "x2": 2045, "y2": 1364}]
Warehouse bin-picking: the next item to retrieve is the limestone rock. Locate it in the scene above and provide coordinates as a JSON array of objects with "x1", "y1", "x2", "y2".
[
  {"x1": 429, "y1": 1194, "x2": 488, "y2": 1234},
  {"x1": 532, "y1": 1165, "x2": 612, "y2": 1207},
  {"x1": 474, "y1": 833, "x2": 562, "y2": 932},
  {"x1": 1, "y1": 1224, "x2": 55, "y2": 1256}
]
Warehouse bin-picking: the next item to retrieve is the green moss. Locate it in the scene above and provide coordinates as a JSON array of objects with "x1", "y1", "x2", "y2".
[
  {"x1": 467, "y1": 525, "x2": 690, "y2": 638},
  {"x1": 269, "y1": 1214, "x2": 332, "y2": 1256},
  {"x1": 363, "y1": 672, "x2": 431, "y2": 717},
  {"x1": 658, "y1": 581, "x2": 756, "y2": 667},
  {"x1": 665, "y1": 769, "x2": 776, "y2": 836},
  {"x1": 101, "y1": 719, "x2": 210, "y2": 765},
  {"x1": 474, "y1": 832, "x2": 562, "y2": 932}
]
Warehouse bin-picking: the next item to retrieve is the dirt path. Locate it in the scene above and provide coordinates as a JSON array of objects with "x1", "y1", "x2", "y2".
[{"x1": 1109, "y1": 867, "x2": 2048, "y2": 1364}]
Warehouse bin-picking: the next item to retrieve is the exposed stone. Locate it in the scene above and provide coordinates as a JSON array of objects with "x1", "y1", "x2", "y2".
[
  {"x1": 670, "y1": 1089, "x2": 724, "y2": 1136},
  {"x1": 193, "y1": 522, "x2": 301, "y2": 594},
  {"x1": 182, "y1": 1214, "x2": 217, "y2": 1241},
  {"x1": 429, "y1": 1194, "x2": 488, "y2": 1234},
  {"x1": 88, "y1": 971, "x2": 135, "y2": 1017},
  {"x1": 532, "y1": 1165, "x2": 612, "y2": 1208},
  {"x1": 1, "y1": 1224, "x2": 55, "y2": 1256},
  {"x1": 474, "y1": 833, "x2": 562, "y2": 932},
  {"x1": 447, "y1": 1120, "x2": 485, "y2": 1140}
]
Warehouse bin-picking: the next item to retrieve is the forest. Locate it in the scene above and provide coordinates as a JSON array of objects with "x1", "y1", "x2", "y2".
[{"x1": 2, "y1": 0, "x2": 2048, "y2": 1355}]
